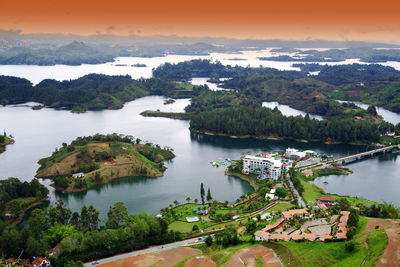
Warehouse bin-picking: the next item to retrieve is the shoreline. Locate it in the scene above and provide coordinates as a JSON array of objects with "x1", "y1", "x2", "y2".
[
  {"x1": 190, "y1": 128, "x2": 372, "y2": 145},
  {"x1": 48, "y1": 173, "x2": 164, "y2": 193},
  {"x1": 11, "y1": 197, "x2": 49, "y2": 225}
]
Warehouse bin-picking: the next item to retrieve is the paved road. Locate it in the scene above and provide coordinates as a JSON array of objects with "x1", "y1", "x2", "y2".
[
  {"x1": 84, "y1": 237, "x2": 204, "y2": 266},
  {"x1": 286, "y1": 172, "x2": 305, "y2": 208}
]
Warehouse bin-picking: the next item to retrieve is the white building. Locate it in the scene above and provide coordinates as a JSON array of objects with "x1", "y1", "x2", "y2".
[
  {"x1": 243, "y1": 155, "x2": 282, "y2": 179},
  {"x1": 285, "y1": 148, "x2": 306, "y2": 159},
  {"x1": 265, "y1": 188, "x2": 276, "y2": 200}
]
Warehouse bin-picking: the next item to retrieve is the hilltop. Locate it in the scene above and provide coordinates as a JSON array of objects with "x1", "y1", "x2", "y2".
[{"x1": 35, "y1": 134, "x2": 175, "y2": 192}]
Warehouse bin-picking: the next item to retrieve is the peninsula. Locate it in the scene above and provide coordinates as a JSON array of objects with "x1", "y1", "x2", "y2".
[
  {"x1": 35, "y1": 134, "x2": 175, "y2": 192},
  {"x1": 0, "y1": 133, "x2": 14, "y2": 154}
]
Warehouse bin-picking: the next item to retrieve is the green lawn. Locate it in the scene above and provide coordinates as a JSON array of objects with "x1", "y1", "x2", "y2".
[
  {"x1": 364, "y1": 230, "x2": 388, "y2": 267},
  {"x1": 300, "y1": 178, "x2": 324, "y2": 204},
  {"x1": 168, "y1": 219, "x2": 215, "y2": 233},
  {"x1": 278, "y1": 240, "x2": 367, "y2": 267},
  {"x1": 266, "y1": 203, "x2": 294, "y2": 213}
]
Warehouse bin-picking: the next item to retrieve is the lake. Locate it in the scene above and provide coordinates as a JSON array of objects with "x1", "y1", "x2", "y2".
[
  {"x1": 1, "y1": 96, "x2": 399, "y2": 224},
  {"x1": 0, "y1": 49, "x2": 399, "y2": 222}
]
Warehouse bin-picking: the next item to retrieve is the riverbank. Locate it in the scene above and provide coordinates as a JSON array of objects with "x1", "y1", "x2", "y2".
[
  {"x1": 11, "y1": 197, "x2": 49, "y2": 225},
  {"x1": 190, "y1": 128, "x2": 374, "y2": 145},
  {"x1": 224, "y1": 170, "x2": 259, "y2": 191}
]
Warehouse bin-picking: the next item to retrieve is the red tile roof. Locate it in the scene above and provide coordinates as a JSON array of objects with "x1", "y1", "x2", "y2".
[
  {"x1": 254, "y1": 231, "x2": 270, "y2": 239},
  {"x1": 290, "y1": 234, "x2": 304, "y2": 240},
  {"x1": 318, "y1": 196, "x2": 335, "y2": 202},
  {"x1": 304, "y1": 234, "x2": 317, "y2": 240},
  {"x1": 282, "y1": 209, "x2": 308, "y2": 219},
  {"x1": 317, "y1": 203, "x2": 328, "y2": 210}
]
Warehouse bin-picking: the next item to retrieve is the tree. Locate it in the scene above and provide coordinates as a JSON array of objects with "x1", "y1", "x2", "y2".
[
  {"x1": 194, "y1": 198, "x2": 198, "y2": 204},
  {"x1": 88, "y1": 205, "x2": 99, "y2": 231},
  {"x1": 275, "y1": 187, "x2": 288, "y2": 198},
  {"x1": 200, "y1": 183, "x2": 205, "y2": 205},
  {"x1": 173, "y1": 200, "x2": 179, "y2": 207},
  {"x1": 28, "y1": 208, "x2": 49, "y2": 239},
  {"x1": 106, "y1": 201, "x2": 128, "y2": 229},
  {"x1": 192, "y1": 224, "x2": 199, "y2": 232},
  {"x1": 186, "y1": 197, "x2": 191, "y2": 203},
  {"x1": 207, "y1": 188, "x2": 212, "y2": 203},
  {"x1": 205, "y1": 235, "x2": 213, "y2": 247}
]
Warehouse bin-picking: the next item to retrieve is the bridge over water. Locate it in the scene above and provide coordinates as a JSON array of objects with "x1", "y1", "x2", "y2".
[{"x1": 333, "y1": 145, "x2": 399, "y2": 163}]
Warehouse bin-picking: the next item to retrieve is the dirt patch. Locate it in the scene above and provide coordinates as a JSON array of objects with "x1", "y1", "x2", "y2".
[
  {"x1": 223, "y1": 245, "x2": 283, "y2": 267},
  {"x1": 364, "y1": 218, "x2": 399, "y2": 232},
  {"x1": 377, "y1": 227, "x2": 400, "y2": 267},
  {"x1": 100, "y1": 247, "x2": 201, "y2": 267},
  {"x1": 185, "y1": 256, "x2": 216, "y2": 267}
]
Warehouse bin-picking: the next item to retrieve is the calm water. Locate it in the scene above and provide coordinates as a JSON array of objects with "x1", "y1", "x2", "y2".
[
  {"x1": 1, "y1": 97, "x2": 399, "y2": 223},
  {"x1": 337, "y1": 100, "x2": 400, "y2": 125},
  {"x1": 262, "y1": 101, "x2": 324, "y2": 120},
  {"x1": 2, "y1": 49, "x2": 400, "y2": 85},
  {"x1": 0, "y1": 50, "x2": 400, "y2": 222}
]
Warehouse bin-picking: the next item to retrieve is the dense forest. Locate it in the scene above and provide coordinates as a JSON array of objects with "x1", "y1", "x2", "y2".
[
  {"x1": 189, "y1": 106, "x2": 395, "y2": 143},
  {"x1": 154, "y1": 60, "x2": 400, "y2": 114},
  {"x1": 0, "y1": 74, "x2": 206, "y2": 112},
  {"x1": 0, "y1": 196, "x2": 181, "y2": 266}
]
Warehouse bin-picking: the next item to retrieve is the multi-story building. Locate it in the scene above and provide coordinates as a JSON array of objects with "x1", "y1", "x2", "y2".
[{"x1": 242, "y1": 155, "x2": 282, "y2": 179}]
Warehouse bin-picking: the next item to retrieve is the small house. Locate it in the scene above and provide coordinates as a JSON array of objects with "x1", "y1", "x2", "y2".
[{"x1": 317, "y1": 196, "x2": 335, "y2": 206}]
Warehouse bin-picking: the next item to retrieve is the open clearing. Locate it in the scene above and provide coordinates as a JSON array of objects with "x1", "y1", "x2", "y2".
[
  {"x1": 185, "y1": 256, "x2": 216, "y2": 267},
  {"x1": 222, "y1": 245, "x2": 282, "y2": 267},
  {"x1": 364, "y1": 218, "x2": 399, "y2": 232},
  {"x1": 99, "y1": 247, "x2": 200, "y2": 267}
]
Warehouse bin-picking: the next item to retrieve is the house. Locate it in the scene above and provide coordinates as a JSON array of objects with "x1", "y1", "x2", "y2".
[
  {"x1": 260, "y1": 212, "x2": 272, "y2": 221},
  {"x1": 269, "y1": 234, "x2": 283, "y2": 241},
  {"x1": 228, "y1": 213, "x2": 240, "y2": 220},
  {"x1": 290, "y1": 234, "x2": 304, "y2": 241},
  {"x1": 317, "y1": 196, "x2": 335, "y2": 206},
  {"x1": 32, "y1": 257, "x2": 51, "y2": 267},
  {"x1": 285, "y1": 148, "x2": 306, "y2": 159},
  {"x1": 304, "y1": 234, "x2": 317, "y2": 241},
  {"x1": 335, "y1": 232, "x2": 347, "y2": 239},
  {"x1": 317, "y1": 203, "x2": 328, "y2": 210},
  {"x1": 265, "y1": 188, "x2": 276, "y2": 200},
  {"x1": 282, "y1": 209, "x2": 309, "y2": 220},
  {"x1": 72, "y1": 172, "x2": 84, "y2": 178},
  {"x1": 281, "y1": 234, "x2": 291, "y2": 242},
  {"x1": 242, "y1": 155, "x2": 282, "y2": 179},
  {"x1": 254, "y1": 230, "x2": 270, "y2": 241},
  {"x1": 262, "y1": 218, "x2": 285, "y2": 232},
  {"x1": 318, "y1": 234, "x2": 333, "y2": 242}
]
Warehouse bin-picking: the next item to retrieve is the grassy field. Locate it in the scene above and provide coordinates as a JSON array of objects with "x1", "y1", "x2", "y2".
[
  {"x1": 300, "y1": 178, "x2": 325, "y2": 204},
  {"x1": 364, "y1": 230, "x2": 388, "y2": 266},
  {"x1": 266, "y1": 202, "x2": 294, "y2": 213}
]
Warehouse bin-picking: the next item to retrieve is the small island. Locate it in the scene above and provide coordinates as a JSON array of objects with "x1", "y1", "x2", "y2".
[
  {"x1": 0, "y1": 132, "x2": 14, "y2": 154},
  {"x1": 131, "y1": 63, "x2": 147, "y2": 67},
  {"x1": 35, "y1": 133, "x2": 175, "y2": 192},
  {"x1": 163, "y1": 98, "x2": 176, "y2": 105}
]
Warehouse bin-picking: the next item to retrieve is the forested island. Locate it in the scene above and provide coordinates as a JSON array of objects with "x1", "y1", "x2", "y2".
[
  {"x1": 35, "y1": 134, "x2": 175, "y2": 192},
  {"x1": 0, "y1": 74, "x2": 206, "y2": 112},
  {"x1": 0, "y1": 132, "x2": 14, "y2": 154},
  {"x1": 260, "y1": 47, "x2": 400, "y2": 63}
]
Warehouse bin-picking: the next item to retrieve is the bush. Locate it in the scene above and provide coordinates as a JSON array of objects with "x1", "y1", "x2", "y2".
[{"x1": 345, "y1": 240, "x2": 357, "y2": 252}]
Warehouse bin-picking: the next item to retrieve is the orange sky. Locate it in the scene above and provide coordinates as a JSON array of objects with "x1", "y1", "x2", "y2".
[{"x1": 1, "y1": 0, "x2": 400, "y2": 43}]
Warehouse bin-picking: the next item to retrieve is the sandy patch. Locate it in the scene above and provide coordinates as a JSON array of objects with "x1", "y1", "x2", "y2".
[
  {"x1": 223, "y1": 245, "x2": 283, "y2": 267},
  {"x1": 364, "y1": 218, "x2": 399, "y2": 232},
  {"x1": 185, "y1": 256, "x2": 216, "y2": 267},
  {"x1": 100, "y1": 247, "x2": 201, "y2": 267}
]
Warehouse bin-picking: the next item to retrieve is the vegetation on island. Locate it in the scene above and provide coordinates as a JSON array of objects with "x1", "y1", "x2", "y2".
[
  {"x1": 35, "y1": 133, "x2": 175, "y2": 192},
  {"x1": 0, "y1": 132, "x2": 14, "y2": 153},
  {"x1": 189, "y1": 106, "x2": 394, "y2": 144},
  {"x1": 260, "y1": 47, "x2": 400, "y2": 63},
  {"x1": 0, "y1": 74, "x2": 207, "y2": 112},
  {"x1": 140, "y1": 110, "x2": 191, "y2": 120}
]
